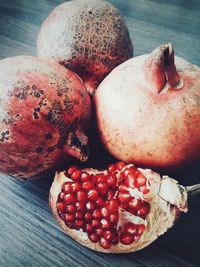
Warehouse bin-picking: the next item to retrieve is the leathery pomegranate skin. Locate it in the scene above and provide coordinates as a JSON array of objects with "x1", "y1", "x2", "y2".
[
  {"x1": 50, "y1": 162, "x2": 187, "y2": 253},
  {"x1": 0, "y1": 56, "x2": 91, "y2": 179},
  {"x1": 94, "y1": 44, "x2": 200, "y2": 170},
  {"x1": 37, "y1": 0, "x2": 133, "y2": 95}
]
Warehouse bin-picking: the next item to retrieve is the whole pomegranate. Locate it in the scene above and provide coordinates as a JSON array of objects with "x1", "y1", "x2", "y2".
[
  {"x1": 0, "y1": 56, "x2": 91, "y2": 179},
  {"x1": 50, "y1": 162, "x2": 188, "y2": 253},
  {"x1": 94, "y1": 44, "x2": 200, "y2": 170},
  {"x1": 37, "y1": 0, "x2": 133, "y2": 95}
]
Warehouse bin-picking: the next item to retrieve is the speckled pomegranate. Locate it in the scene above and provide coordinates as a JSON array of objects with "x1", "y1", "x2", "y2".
[
  {"x1": 50, "y1": 162, "x2": 188, "y2": 253},
  {"x1": 0, "y1": 56, "x2": 91, "y2": 179},
  {"x1": 37, "y1": 0, "x2": 133, "y2": 95}
]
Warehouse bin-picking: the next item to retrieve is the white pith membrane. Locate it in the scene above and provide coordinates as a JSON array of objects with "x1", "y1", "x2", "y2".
[{"x1": 49, "y1": 163, "x2": 188, "y2": 253}]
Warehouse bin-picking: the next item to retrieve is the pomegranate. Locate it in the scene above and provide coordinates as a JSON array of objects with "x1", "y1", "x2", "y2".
[
  {"x1": 50, "y1": 161, "x2": 189, "y2": 253},
  {"x1": 0, "y1": 56, "x2": 91, "y2": 179},
  {"x1": 94, "y1": 43, "x2": 200, "y2": 170},
  {"x1": 37, "y1": 0, "x2": 133, "y2": 95}
]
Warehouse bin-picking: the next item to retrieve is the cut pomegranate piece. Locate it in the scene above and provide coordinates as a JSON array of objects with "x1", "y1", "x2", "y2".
[{"x1": 50, "y1": 162, "x2": 189, "y2": 253}]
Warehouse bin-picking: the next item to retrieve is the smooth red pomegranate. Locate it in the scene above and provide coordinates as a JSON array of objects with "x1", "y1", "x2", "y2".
[
  {"x1": 37, "y1": 0, "x2": 133, "y2": 95},
  {"x1": 94, "y1": 44, "x2": 200, "y2": 170},
  {"x1": 50, "y1": 162, "x2": 188, "y2": 253},
  {"x1": 0, "y1": 56, "x2": 91, "y2": 179}
]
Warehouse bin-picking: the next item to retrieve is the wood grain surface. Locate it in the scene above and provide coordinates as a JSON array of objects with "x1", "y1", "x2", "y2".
[{"x1": 0, "y1": 0, "x2": 200, "y2": 266}]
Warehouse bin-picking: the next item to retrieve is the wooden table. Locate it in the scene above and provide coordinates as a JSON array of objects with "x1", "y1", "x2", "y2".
[{"x1": 0, "y1": 0, "x2": 200, "y2": 266}]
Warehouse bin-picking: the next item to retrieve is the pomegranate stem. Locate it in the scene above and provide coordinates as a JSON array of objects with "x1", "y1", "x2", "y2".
[{"x1": 186, "y1": 184, "x2": 200, "y2": 198}]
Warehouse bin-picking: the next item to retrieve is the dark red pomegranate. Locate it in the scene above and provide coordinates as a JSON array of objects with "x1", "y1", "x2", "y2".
[
  {"x1": 0, "y1": 56, "x2": 91, "y2": 179},
  {"x1": 50, "y1": 162, "x2": 188, "y2": 253},
  {"x1": 37, "y1": 0, "x2": 133, "y2": 95}
]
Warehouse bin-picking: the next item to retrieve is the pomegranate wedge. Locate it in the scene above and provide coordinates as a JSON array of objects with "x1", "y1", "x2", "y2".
[{"x1": 49, "y1": 162, "x2": 193, "y2": 253}]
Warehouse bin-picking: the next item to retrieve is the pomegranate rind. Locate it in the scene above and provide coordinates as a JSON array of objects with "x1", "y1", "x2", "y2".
[{"x1": 49, "y1": 165, "x2": 188, "y2": 253}]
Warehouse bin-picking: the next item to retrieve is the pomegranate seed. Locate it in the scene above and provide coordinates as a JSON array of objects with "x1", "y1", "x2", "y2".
[
  {"x1": 82, "y1": 181, "x2": 94, "y2": 191},
  {"x1": 66, "y1": 204, "x2": 76, "y2": 213},
  {"x1": 129, "y1": 198, "x2": 143, "y2": 210},
  {"x1": 101, "y1": 219, "x2": 111, "y2": 229},
  {"x1": 67, "y1": 166, "x2": 78, "y2": 176},
  {"x1": 62, "y1": 183, "x2": 73, "y2": 193},
  {"x1": 75, "y1": 220, "x2": 84, "y2": 229},
  {"x1": 81, "y1": 172, "x2": 91, "y2": 182},
  {"x1": 106, "y1": 190, "x2": 114, "y2": 200},
  {"x1": 59, "y1": 192, "x2": 65, "y2": 200},
  {"x1": 120, "y1": 203, "x2": 129, "y2": 210},
  {"x1": 85, "y1": 223, "x2": 93, "y2": 232},
  {"x1": 107, "y1": 174, "x2": 117, "y2": 188},
  {"x1": 97, "y1": 182, "x2": 109, "y2": 195},
  {"x1": 88, "y1": 189, "x2": 99, "y2": 201},
  {"x1": 136, "y1": 174, "x2": 147, "y2": 187},
  {"x1": 109, "y1": 213, "x2": 119, "y2": 223},
  {"x1": 92, "y1": 219, "x2": 100, "y2": 228},
  {"x1": 96, "y1": 198, "x2": 104, "y2": 207},
  {"x1": 126, "y1": 223, "x2": 137, "y2": 235},
  {"x1": 100, "y1": 237, "x2": 111, "y2": 249},
  {"x1": 126, "y1": 174, "x2": 136, "y2": 188},
  {"x1": 101, "y1": 207, "x2": 110, "y2": 218},
  {"x1": 137, "y1": 224, "x2": 145, "y2": 235},
  {"x1": 108, "y1": 199, "x2": 118, "y2": 213},
  {"x1": 89, "y1": 233, "x2": 100, "y2": 243},
  {"x1": 75, "y1": 201, "x2": 85, "y2": 211},
  {"x1": 65, "y1": 214, "x2": 74, "y2": 222},
  {"x1": 115, "y1": 161, "x2": 126, "y2": 171},
  {"x1": 137, "y1": 203, "x2": 150, "y2": 217},
  {"x1": 71, "y1": 182, "x2": 81, "y2": 192},
  {"x1": 123, "y1": 168, "x2": 131, "y2": 178},
  {"x1": 65, "y1": 193, "x2": 76, "y2": 204},
  {"x1": 118, "y1": 183, "x2": 128, "y2": 193},
  {"x1": 118, "y1": 192, "x2": 131, "y2": 203},
  {"x1": 134, "y1": 234, "x2": 141, "y2": 242},
  {"x1": 107, "y1": 164, "x2": 116, "y2": 174},
  {"x1": 120, "y1": 232, "x2": 134, "y2": 245},
  {"x1": 58, "y1": 211, "x2": 65, "y2": 221},
  {"x1": 112, "y1": 235, "x2": 119, "y2": 245},
  {"x1": 57, "y1": 202, "x2": 66, "y2": 212},
  {"x1": 71, "y1": 170, "x2": 82, "y2": 181},
  {"x1": 124, "y1": 167, "x2": 138, "y2": 178},
  {"x1": 103, "y1": 230, "x2": 114, "y2": 242},
  {"x1": 85, "y1": 212, "x2": 92, "y2": 221},
  {"x1": 76, "y1": 191, "x2": 87, "y2": 202},
  {"x1": 92, "y1": 174, "x2": 98, "y2": 184},
  {"x1": 93, "y1": 209, "x2": 102, "y2": 219},
  {"x1": 86, "y1": 201, "x2": 95, "y2": 211},
  {"x1": 95, "y1": 227, "x2": 103, "y2": 236},
  {"x1": 96, "y1": 173, "x2": 108, "y2": 183},
  {"x1": 140, "y1": 186, "x2": 150, "y2": 194},
  {"x1": 66, "y1": 222, "x2": 75, "y2": 229},
  {"x1": 75, "y1": 211, "x2": 83, "y2": 219}
]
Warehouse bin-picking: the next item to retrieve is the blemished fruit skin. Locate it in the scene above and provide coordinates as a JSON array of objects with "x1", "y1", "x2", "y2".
[
  {"x1": 37, "y1": 0, "x2": 133, "y2": 95},
  {"x1": 94, "y1": 44, "x2": 200, "y2": 170},
  {"x1": 0, "y1": 56, "x2": 91, "y2": 179},
  {"x1": 50, "y1": 162, "x2": 187, "y2": 253}
]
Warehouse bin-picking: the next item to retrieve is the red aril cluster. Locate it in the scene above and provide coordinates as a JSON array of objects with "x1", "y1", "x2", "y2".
[{"x1": 56, "y1": 162, "x2": 150, "y2": 250}]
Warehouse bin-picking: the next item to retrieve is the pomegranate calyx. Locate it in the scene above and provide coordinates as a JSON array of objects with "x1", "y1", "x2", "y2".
[
  {"x1": 144, "y1": 43, "x2": 184, "y2": 94},
  {"x1": 158, "y1": 177, "x2": 188, "y2": 211}
]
